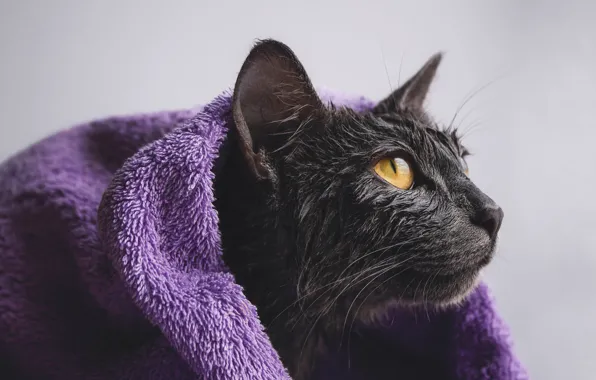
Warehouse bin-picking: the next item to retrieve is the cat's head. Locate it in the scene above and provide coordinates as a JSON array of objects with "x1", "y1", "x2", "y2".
[{"x1": 230, "y1": 39, "x2": 503, "y2": 322}]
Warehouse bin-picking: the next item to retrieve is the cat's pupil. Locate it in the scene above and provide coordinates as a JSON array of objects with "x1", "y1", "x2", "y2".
[{"x1": 389, "y1": 159, "x2": 397, "y2": 173}]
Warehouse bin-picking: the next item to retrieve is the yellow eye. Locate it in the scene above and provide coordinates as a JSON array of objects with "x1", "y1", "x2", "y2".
[{"x1": 374, "y1": 157, "x2": 414, "y2": 190}]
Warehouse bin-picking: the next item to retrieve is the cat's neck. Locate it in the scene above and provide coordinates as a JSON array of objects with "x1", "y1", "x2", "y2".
[
  {"x1": 213, "y1": 133, "x2": 331, "y2": 378},
  {"x1": 214, "y1": 131, "x2": 294, "y2": 314}
]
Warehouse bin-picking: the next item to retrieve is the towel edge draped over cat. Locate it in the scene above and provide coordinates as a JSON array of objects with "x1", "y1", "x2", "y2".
[{"x1": 0, "y1": 88, "x2": 528, "y2": 379}]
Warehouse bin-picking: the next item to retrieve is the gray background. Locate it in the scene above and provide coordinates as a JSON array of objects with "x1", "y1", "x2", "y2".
[{"x1": 1, "y1": 1, "x2": 595, "y2": 379}]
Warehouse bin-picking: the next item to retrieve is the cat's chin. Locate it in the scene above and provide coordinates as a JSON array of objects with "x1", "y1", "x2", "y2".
[
  {"x1": 429, "y1": 269, "x2": 482, "y2": 307},
  {"x1": 404, "y1": 264, "x2": 484, "y2": 305},
  {"x1": 355, "y1": 267, "x2": 482, "y2": 325}
]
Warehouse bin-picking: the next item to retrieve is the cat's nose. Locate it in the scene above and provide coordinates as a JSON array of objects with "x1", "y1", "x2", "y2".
[{"x1": 472, "y1": 205, "x2": 504, "y2": 240}]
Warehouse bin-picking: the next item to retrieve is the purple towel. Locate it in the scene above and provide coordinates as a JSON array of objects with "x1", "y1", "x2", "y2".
[{"x1": 0, "y1": 89, "x2": 527, "y2": 379}]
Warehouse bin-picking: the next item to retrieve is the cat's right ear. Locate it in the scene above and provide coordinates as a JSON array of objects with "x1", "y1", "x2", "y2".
[
  {"x1": 373, "y1": 52, "x2": 443, "y2": 115},
  {"x1": 232, "y1": 39, "x2": 326, "y2": 179}
]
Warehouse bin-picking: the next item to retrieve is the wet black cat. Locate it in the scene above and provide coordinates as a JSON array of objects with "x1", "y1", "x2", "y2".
[{"x1": 214, "y1": 39, "x2": 503, "y2": 379}]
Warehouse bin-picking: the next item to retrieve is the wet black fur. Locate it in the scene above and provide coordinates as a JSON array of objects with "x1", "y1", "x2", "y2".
[{"x1": 214, "y1": 39, "x2": 503, "y2": 379}]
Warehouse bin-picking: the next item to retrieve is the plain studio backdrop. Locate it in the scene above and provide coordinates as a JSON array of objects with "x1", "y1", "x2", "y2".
[{"x1": 1, "y1": 1, "x2": 595, "y2": 379}]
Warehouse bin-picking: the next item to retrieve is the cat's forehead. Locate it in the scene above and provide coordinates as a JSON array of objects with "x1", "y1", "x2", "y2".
[
  {"x1": 373, "y1": 112, "x2": 466, "y2": 157},
  {"x1": 424, "y1": 125, "x2": 467, "y2": 156}
]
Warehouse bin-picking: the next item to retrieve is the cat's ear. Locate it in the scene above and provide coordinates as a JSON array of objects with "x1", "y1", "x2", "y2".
[
  {"x1": 373, "y1": 52, "x2": 443, "y2": 114},
  {"x1": 232, "y1": 39, "x2": 325, "y2": 178}
]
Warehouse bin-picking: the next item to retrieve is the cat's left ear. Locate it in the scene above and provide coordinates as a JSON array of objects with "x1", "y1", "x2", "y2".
[
  {"x1": 373, "y1": 52, "x2": 443, "y2": 114},
  {"x1": 232, "y1": 39, "x2": 326, "y2": 179}
]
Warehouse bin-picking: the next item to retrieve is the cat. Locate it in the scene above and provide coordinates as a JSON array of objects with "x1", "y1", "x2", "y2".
[{"x1": 214, "y1": 39, "x2": 503, "y2": 379}]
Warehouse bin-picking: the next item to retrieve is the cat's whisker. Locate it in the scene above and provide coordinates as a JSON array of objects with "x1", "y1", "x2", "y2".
[
  {"x1": 346, "y1": 270, "x2": 394, "y2": 369},
  {"x1": 422, "y1": 274, "x2": 431, "y2": 321},
  {"x1": 457, "y1": 113, "x2": 485, "y2": 132},
  {"x1": 452, "y1": 106, "x2": 479, "y2": 139},
  {"x1": 293, "y1": 236, "x2": 422, "y2": 318},
  {"x1": 397, "y1": 52, "x2": 405, "y2": 88},
  {"x1": 299, "y1": 293, "x2": 339, "y2": 360},
  {"x1": 422, "y1": 269, "x2": 441, "y2": 321},
  {"x1": 293, "y1": 257, "x2": 398, "y2": 324},
  {"x1": 339, "y1": 254, "x2": 417, "y2": 351},
  {"x1": 277, "y1": 257, "x2": 399, "y2": 329},
  {"x1": 399, "y1": 276, "x2": 418, "y2": 304},
  {"x1": 493, "y1": 251, "x2": 511, "y2": 265},
  {"x1": 380, "y1": 46, "x2": 394, "y2": 94},
  {"x1": 448, "y1": 77, "x2": 501, "y2": 130},
  {"x1": 297, "y1": 255, "x2": 405, "y2": 336},
  {"x1": 327, "y1": 240, "x2": 421, "y2": 300},
  {"x1": 455, "y1": 103, "x2": 478, "y2": 126},
  {"x1": 459, "y1": 118, "x2": 485, "y2": 136},
  {"x1": 331, "y1": 239, "x2": 409, "y2": 288},
  {"x1": 269, "y1": 130, "x2": 299, "y2": 136},
  {"x1": 460, "y1": 124, "x2": 487, "y2": 141},
  {"x1": 346, "y1": 264, "x2": 416, "y2": 368},
  {"x1": 413, "y1": 275, "x2": 426, "y2": 306},
  {"x1": 295, "y1": 256, "x2": 313, "y2": 317},
  {"x1": 343, "y1": 264, "x2": 397, "y2": 362},
  {"x1": 319, "y1": 265, "x2": 395, "y2": 361}
]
